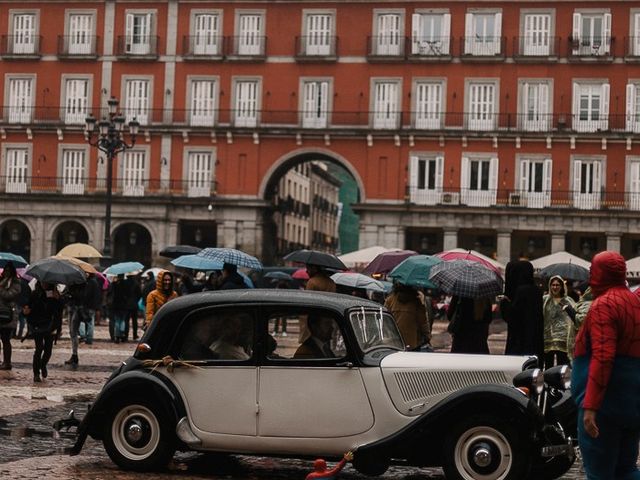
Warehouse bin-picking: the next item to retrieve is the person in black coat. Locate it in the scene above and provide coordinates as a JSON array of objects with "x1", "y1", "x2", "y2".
[
  {"x1": 447, "y1": 296, "x2": 493, "y2": 354},
  {"x1": 499, "y1": 260, "x2": 545, "y2": 364},
  {"x1": 219, "y1": 263, "x2": 246, "y2": 290}
]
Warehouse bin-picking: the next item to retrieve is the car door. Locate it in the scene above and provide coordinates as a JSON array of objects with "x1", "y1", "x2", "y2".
[
  {"x1": 167, "y1": 306, "x2": 258, "y2": 436},
  {"x1": 257, "y1": 307, "x2": 374, "y2": 438}
]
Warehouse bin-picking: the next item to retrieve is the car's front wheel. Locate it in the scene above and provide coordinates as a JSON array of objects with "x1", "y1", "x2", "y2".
[
  {"x1": 103, "y1": 400, "x2": 175, "y2": 471},
  {"x1": 443, "y1": 414, "x2": 530, "y2": 480}
]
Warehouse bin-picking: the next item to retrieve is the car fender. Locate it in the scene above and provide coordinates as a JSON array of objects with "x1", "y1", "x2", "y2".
[
  {"x1": 356, "y1": 384, "x2": 543, "y2": 466},
  {"x1": 70, "y1": 370, "x2": 186, "y2": 455}
]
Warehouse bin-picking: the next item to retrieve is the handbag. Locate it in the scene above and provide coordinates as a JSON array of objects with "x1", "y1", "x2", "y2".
[{"x1": 0, "y1": 304, "x2": 13, "y2": 324}]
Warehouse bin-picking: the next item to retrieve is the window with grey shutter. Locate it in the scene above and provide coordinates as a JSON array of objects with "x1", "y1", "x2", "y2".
[
  {"x1": 190, "y1": 79, "x2": 216, "y2": 126},
  {"x1": 122, "y1": 151, "x2": 146, "y2": 196},
  {"x1": 302, "y1": 81, "x2": 329, "y2": 128},
  {"x1": 69, "y1": 14, "x2": 92, "y2": 54},
  {"x1": 373, "y1": 81, "x2": 399, "y2": 129},
  {"x1": 8, "y1": 78, "x2": 33, "y2": 124},
  {"x1": 13, "y1": 14, "x2": 36, "y2": 54},
  {"x1": 125, "y1": 79, "x2": 150, "y2": 125},
  {"x1": 187, "y1": 152, "x2": 212, "y2": 197},
  {"x1": 5, "y1": 148, "x2": 28, "y2": 193},
  {"x1": 234, "y1": 80, "x2": 258, "y2": 127},
  {"x1": 62, "y1": 149, "x2": 85, "y2": 195},
  {"x1": 238, "y1": 14, "x2": 262, "y2": 55},
  {"x1": 194, "y1": 14, "x2": 219, "y2": 55},
  {"x1": 64, "y1": 79, "x2": 89, "y2": 124}
]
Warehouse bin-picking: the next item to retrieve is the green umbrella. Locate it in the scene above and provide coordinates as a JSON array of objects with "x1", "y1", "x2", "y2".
[{"x1": 388, "y1": 255, "x2": 442, "y2": 289}]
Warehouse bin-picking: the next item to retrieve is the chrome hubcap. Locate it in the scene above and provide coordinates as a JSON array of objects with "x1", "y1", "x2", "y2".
[
  {"x1": 473, "y1": 446, "x2": 492, "y2": 467},
  {"x1": 126, "y1": 422, "x2": 143, "y2": 443}
]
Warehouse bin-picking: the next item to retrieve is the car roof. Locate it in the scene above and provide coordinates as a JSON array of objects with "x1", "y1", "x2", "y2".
[{"x1": 154, "y1": 288, "x2": 384, "y2": 321}]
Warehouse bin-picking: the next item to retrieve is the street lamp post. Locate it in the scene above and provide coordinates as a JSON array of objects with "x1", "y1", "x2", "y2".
[{"x1": 85, "y1": 97, "x2": 140, "y2": 259}]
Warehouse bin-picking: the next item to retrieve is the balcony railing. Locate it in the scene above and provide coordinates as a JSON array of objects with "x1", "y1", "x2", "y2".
[
  {"x1": 461, "y1": 36, "x2": 506, "y2": 57},
  {"x1": 182, "y1": 35, "x2": 223, "y2": 58},
  {"x1": 625, "y1": 37, "x2": 640, "y2": 58},
  {"x1": 0, "y1": 35, "x2": 42, "y2": 57},
  {"x1": 568, "y1": 35, "x2": 613, "y2": 58},
  {"x1": 513, "y1": 36, "x2": 560, "y2": 58},
  {"x1": 367, "y1": 35, "x2": 406, "y2": 58},
  {"x1": 225, "y1": 35, "x2": 266, "y2": 58},
  {"x1": 295, "y1": 35, "x2": 338, "y2": 59},
  {"x1": 57, "y1": 35, "x2": 99, "y2": 57},
  {"x1": 115, "y1": 35, "x2": 159, "y2": 57},
  {"x1": 408, "y1": 36, "x2": 452, "y2": 57}
]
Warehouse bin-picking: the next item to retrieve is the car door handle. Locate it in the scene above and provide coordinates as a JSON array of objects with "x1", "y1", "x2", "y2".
[
  {"x1": 408, "y1": 403, "x2": 426, "y2": 413},
  {"x1": 336, "y1": 361, "x2": 354, "y2": 368}
]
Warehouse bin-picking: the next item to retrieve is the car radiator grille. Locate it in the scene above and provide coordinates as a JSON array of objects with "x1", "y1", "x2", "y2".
[{"x1": 394, "y1": 370, "x2": 511, "y2": 403}]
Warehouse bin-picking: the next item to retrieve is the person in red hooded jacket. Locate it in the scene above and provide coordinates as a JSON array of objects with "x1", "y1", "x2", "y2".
[{"x1": 571, "y1": 251, "x2": 640, "y2": 480}]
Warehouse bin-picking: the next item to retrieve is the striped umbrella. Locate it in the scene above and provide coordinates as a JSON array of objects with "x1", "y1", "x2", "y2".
[
  {"x1": 429, "y1": 259, "x2": 503, "y2": 299},
  {"x1": 197, "y1": 248, "x2": 263, "y2": 270}
]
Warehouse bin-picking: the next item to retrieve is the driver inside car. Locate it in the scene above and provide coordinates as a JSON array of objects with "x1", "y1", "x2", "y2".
[
  {"x1": 294, "y1": 314, "x2": 338, "y2": 359},
  {"x1": 209, "y1": 313, "x2": 253, "y2": 360}
]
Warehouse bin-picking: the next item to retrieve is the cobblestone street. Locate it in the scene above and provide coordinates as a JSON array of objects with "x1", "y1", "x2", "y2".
[{"x1": 0, "y1": 318, "x2": 586, "y2": 479}]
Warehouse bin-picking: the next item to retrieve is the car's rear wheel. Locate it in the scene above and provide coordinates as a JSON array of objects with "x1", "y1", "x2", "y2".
[
  {"x1": 443, "y1": 414, "x2": 531, "y2": 480},
  {"x1": 103, "y1": 400, "x2": 175, "y2": 471}
]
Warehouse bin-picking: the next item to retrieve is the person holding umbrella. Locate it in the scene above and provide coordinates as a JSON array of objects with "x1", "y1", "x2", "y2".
[
  {"x1": 219, "y1": 263, "x2": 247, "y2": 290},
  {"x1": 306, "y1": 264, "x2": 336, "y2": 293},
  {"x1": 384, "y1": 283, "x2": 430, "y2": 350},
  {"x1": 145, "y1": 270, "x2": 178, "y2": 329},
  {"x1": 447, "y1": 295, "x2": 493, "y2": 354},
  {"x1": 0, "y1": 262, "x2": 21, "y2": 370}
]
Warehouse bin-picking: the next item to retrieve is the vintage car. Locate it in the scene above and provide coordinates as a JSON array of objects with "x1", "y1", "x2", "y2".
[{"x1": 66, "y1": 290, "x2": 575, "y2": 479}]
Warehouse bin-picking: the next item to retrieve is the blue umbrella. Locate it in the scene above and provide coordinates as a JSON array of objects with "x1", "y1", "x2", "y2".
[
  {"x1": 0, "y1": 252, "x2": 28, "y2": 268},
  {"x1": 197, "y1": 248, "x2": 263, "y2": 270},
  {"x1": 171, "y1": 254, "x2": 223, "y2": 271},
  {"x1": 239, "y1": 271, "x2": 255, "y2": 288},
  {"x1": 104, "y1": 261, "x2": 145, "y2": 276}
]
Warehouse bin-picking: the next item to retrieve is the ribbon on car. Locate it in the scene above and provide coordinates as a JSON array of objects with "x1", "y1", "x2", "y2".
[{"x1": 142, "y1": 355, "x2": 204, "y2": 374}]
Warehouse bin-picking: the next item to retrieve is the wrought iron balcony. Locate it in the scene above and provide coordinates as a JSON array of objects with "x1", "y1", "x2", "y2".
[
  {"x1": 407, "y1": 36, "x2": 452, "y2": 58},
  {"x1": 0, "y1": 35, "x2": 42, "y2": 58},
  {"x1": 460, "y1": 36, "x2": 506, "y2": 58},
  {"x1": 295, "y1": 35, "x2": 338, "y2": 60},
  {"x1": 367, "y1": 35, "x2": 406, "y2": 59},
  {"x1": 513, "y1": 36, "x2": 560, "y2": 59},
  {"x1": 115, "y1": 35, "x2": 159, "y2": 58},
  {"x1": 568, "y1": 35, "x2": 614, "y2": 59},
  {"x1": 181, "y1": 35, "x2": 224, "y2": 59},
  {"x1": 225, "y1": 35, "x2": 266, "y2": 59},
  {"x1": 57, "y1": 35, "x2": 99, "y2": 58}
]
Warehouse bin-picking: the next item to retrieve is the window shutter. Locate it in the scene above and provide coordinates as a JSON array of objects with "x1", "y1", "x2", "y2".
[
  {"x1": 409, "y1": 155, "x2": 419, "y2": 202},
  {"x1": 520, "y1": 159, "x2": 530, "y2": 192},
  {"x1": 302, "y1": 81, "x2": 316, "y2": 126},
  {"x1": 593, "y1": 161, "x2": 602, "y2": 193},
  {"x1": 319, "y1": 81, "x2": 329, "y2": 125},
  {"x1": 573, "y1": 160, "x2": 582, "y2": 195},
  {"x1": 489, "y1": 157, "x2": 498, "y2": 202},
  {"x1": 464, "y1": 13, "x2": 473, "y2": 54},
  {"x1": 461, "y1": 156, "x2": 469, "y2": 203},
  {"x1": 601, "y1": 83, "x2": 610, "y2": 130},
  {"x1": 543, "y1": 158, "x2": 552, "y2": 205},
  {"x1": 441, "y1": 14, "x2": 451, "y2": 54},
  {"x1": 435, "y1": 155, "x2": 444, "y2": 191},
  {"x1": 539, "y1": 83, "x2": 550, "y2": 130},
  {"x1": 631, "y1": 162, "x2": 640, "y2": 196},
  {"x1": 627, "y1": 84, "x2": 637, "y2": 132},
  {"x1": 572, "y1": 83, "x2": 580, "y2": 128},
  {"x1": 521, "y1": 82, "x2": 529, "y2": 127},
  {"x1": 494, "y1": 12, "x2": 502, "y2": 54},
  {"x1": 635, "y1": 14, "x2": 640, "y2": 56},
  {"x1": 411, "y1": 13, "x2": 422, "y2": 54},
  {"x1": 603, "y1": 13, "x2": 612, "y2": 53},
  {"x1": 572, "y1": 13, "x2": 581, "y2": 54},
  {"x1": 125, "y1": 13, "x2": 134, "y2": 51}
]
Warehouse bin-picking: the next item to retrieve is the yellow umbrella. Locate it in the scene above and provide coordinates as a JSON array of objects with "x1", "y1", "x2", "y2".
[
  {"x1": 53, "y1": 255, "x2": 98, "y2": 274},
  {"x1": 57, "y1": 243, "x2": 102, "y2": 259}
]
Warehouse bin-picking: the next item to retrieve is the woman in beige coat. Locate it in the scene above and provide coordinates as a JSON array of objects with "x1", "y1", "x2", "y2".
[{"x1": 384, "y1": 283, "x2": 429, "y2": 349}]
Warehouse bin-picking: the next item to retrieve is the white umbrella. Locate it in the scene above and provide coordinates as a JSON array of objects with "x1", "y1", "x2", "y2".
[
  {"x1": 338, "y1": 246, "x2": 402, "y2": 269},
  {"x1": 531, "y1": 251, "x2": 591, "y2": 270},
  {"x1": 330, "y1": 272, "x2": 386, "y2": 292}
]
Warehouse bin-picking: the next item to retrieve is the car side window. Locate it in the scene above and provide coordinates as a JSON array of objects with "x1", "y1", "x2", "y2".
[
  {"x1": 266, "y1": 312, "x2": 346, "y2": 360},
  {"x1": 178, "y1": 309, "x2": 254, "y2": 361}
]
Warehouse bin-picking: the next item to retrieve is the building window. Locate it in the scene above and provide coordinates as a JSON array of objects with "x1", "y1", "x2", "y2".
[
  {"x1": 4, "y1": 148, "x2": 28, "y2": 193},
  {"x1": 122, "y1": 150, "x2": 146, "y2": 197},
  {"x1": 124, "y1": 78, "x2": 150, "y2": 125},
  {"x1": 518, "y1": 158, "x2": 552, "y2": 208},
  {"x1": 573, "y1": 159, "x2": 602, "y2": 209},
  {"x1": 7, "y1": 77, "x2": 33, "y2": 124},
  {"x1": 467, "y1": 81, "x2": 497, "y2": 131},
  {"x1": 414, "y1": 81, "x2": 443, "y2": 129},
  {"x1": 192, "y1": 13, "x2": 221, "y2": 56},
  {"x1": 63, "y1": 78, "x2": 89, "y2": 125},
  {"x1": 236, "y1": 13, "x2": 264, "y2": 56},
  {"x1": 372, "y1": 81, "x2": 400, "y2": 129},
  {"x1": 519, "y1": 81, "x2": 551, "y2": 131},
  {"x1": 409, "y1": 154, "x2": 443, "y2": 205},
  {"x1": 461, "y1": 156, "x2": 498, "y2": 207},
  {"x1": 67, "y1": 13, "x2": 93, "y2": 55},
  {"x1": 521, "y1": 13, "x2": 552, "y2": 55},
  {"x1": 411, "y1": 12, "x2": 450, "y2": 56},
  {"x1": 628, "y1": 159, "x2": 640, "y2": 210},
  {"x1": 572, "y1": 12, "x2": 611, "y2": 56},
  {"x1": 189, "y1": 79, "x2": 217, "y2": 127},
  {"x1": 11, "y1": 13, "x2": 37, "y2": 54},
  {"x1": 572, "y1": 82, "x2": 609, "y2": 132},
  {"x1": 187, "y1": 151, "x2": 213, "y2": 197},
  {"x1": 373, "y1": 12, "x2": 403, "y2": 56},
  {"x1": 632, "y1": 13, "x2": 640, "y2": 56},
  {"x1": 301, "y1": 80, "x2": 329, "y2": 128},
  {"x1": 464, "y1": 11, "x2": 502, "y2": 56},
  {"x1": 626, "y1": 83, "x2": 640, "y2": 133},
  {"x1": 233, "y1": 79, "x2": 259, "y2": 127},
  {"x1": 125, "y1": 12, "x2": 153, "y2": 55},
  {"x1": 303, "y1": 13, "x2": 334, "y2": 56},
  {"x1": 61, "y1": 149, "x2": 86, "y2": 195}
]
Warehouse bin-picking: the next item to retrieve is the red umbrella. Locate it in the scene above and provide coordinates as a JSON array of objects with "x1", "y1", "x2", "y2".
[
  {"x1": 362, "y1": 250, "x2": 418, "y2": 276},
  {"x1": 435, "y1": 249, "x2": 504, "y2": 277},
  {"x1": 292, "y1": 268, "x2": 309, "y2": 280}
]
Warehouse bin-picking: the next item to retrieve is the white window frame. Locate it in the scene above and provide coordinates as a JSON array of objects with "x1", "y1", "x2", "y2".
[
  {"x1": 302, "y1": 10, "x2": 335, "y2": 56},
  {"x1": 190, "y1": 10, "x2": 222, "y2": 56},
  {"x1": 184, "y1": 148, "x2": 215, "y2": 197},
  {"x1": 518, "y1": 80, "x2": 552, "y2": 132},
  {"x1": 61, "y1": 75, "x2": 91, "y2": 125},
  {"x1": 300, "y1": 78, "x2": 331, "y2": 128},
  {"x1": 124, "y1": 10, "x2": 155, "y2": 55},
  {"x1": 10, "y1": 11, "x2": 38, "y2": 55},
  {"x1": 409, "y1": 153, "x2": 444, "y2": 205},
  {"x1": 627, "y1": 82, "x2": 640, "y2": 133},
  {"x1": 232, "y1": 77, "x2": 261, "y2": 127},
  {"x1": 413, "y1": 79, "x2": 445, "y2": 129},
  {"x1": 5, "y1": 75, "x2": 34, "y2": 124},
  {"x1": 59, "y1": 146, "x2": 87, "y2": 195},
  {"x1": 188, "y1": 76, "x2": 218, "y2": 127},
  {"x1": 630, "y1": 10, "x2": 640, "y2": 56},
  {"x1": 626, "y1": 156, "x2": 640, "y2": 210},
  {"x1": 373, "y1": 9, "x2": 404, "y2": 56},
  {"x1": 516, "y1": 156, "x2": 552, "y2": 208},
  {"x1": 572, "y1": 10, "x2": 611, "y2": 56},
  {"x1": 2, "y1": 145, "x2": 31, "y2": 194},
  {"x1": 520, "y1": 10, "x2": 554, "y2": 56},
  {"x1": 464, "y1": 10, "x2": 502, "y2": 56},
  {"x1": 235, "y1": 10, "x2": 265, "y2": 56},
  {"x1": 371, "y1": 79, "x2": 402, "y2": 129},
  {"x1": 120, "y1": 149, "x2": 148, "y2": 197},
  {"x1": 572, "y1": 81, "x2": 609, "y2": 133},
  {"x1": 465, "y1": 79, "x2": 499, "y2": 131},
  {"x1": 461, "y1": 154, "x2": 499, "y2": 207},
  {"x1": 123, "y1": 76, "x2": 153, "y2": 125},
  {"x1": 411, "y1": 10, "x2": 451, "y2": 56},
  {"x1": 65, "y1": 10, "x2": 96, "y2": 55},
  {"x1": 572, "y1": 156, "x2": 603, "y2": 210}
]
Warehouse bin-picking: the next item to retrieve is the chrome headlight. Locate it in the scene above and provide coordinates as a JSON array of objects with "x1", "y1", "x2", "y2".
[
  {"x1": 513, "y1": 368, "x2": 544, "y2": 396},
  {"x1": 544, "y1": 365, "x2": 572, "y2": 390}
]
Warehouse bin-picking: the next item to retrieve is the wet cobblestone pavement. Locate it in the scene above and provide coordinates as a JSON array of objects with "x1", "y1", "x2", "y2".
[{"x1": 0, "y1": 320, "x2": 587, "y2": 479}]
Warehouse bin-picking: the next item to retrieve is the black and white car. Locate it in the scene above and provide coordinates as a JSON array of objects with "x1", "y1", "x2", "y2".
[{"x1": 66, "y1": 290, "x2": 576, "y2": 480}]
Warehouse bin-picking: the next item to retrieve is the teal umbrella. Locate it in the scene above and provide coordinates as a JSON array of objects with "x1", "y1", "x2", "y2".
[{"x1": 388, "y1": 255, "x2": 442, "y2": 289}]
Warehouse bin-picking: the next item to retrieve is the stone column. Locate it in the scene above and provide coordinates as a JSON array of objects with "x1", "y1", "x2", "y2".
[
  {"x1": 496, "y1": 230, "x2": 512, "y2": 266},
  {"x1": 358, "y1": 224, "x2": 378, "y2": 249},
  {"x1": 443, "y1": 228, "x2": 458, "y2": 251},
  {"x1": 550, "y1": 231, "x2": 566, "y2": 253},
  {"x1": 606, "y1": 233, "x2": 622, "y2": 253}
]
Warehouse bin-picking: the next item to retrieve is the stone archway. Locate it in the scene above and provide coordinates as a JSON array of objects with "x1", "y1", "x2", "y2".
[
  {"x1": 0, "y1": 219, "x2": 32, "y2": 262},
  {"x1": 112, "y1": 223, "x2": 152, "y2": 267},
  {"x1": 53, "y1": 221, "x2": 89, "y2": 255}
]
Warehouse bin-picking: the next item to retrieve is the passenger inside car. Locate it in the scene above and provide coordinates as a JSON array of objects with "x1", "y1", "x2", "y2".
[
  {"x1": 293, "y1": 314, "x2": 338, "y2": 359},
  {"x1": 209, "y1": 312, "x2": 253, "y2": 360},
  {"x1": 179, "y1": 318, "x2": 218, "y2": 360}
]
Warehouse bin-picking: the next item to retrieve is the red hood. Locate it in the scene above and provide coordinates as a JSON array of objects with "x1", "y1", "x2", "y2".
[{"x1": 589, "y1": 251, "x2": 626, "y2": 298}]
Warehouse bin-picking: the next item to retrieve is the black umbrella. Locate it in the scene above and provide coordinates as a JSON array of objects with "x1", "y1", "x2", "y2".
[
  {"x1": 539, "y1": 263, "x2": 590, "y2": 281},
  {"x1": 264, "y1": 271, "x2": 293, "y2": 282},
  {"x1": 26, "y1": 258, "x2": 87, "y2": 286},
  {"x1": 283, "y1": 249, "x2": 347, "y2": 270},
  {"x1": 159, "y1": 245, "x2": 202, "y2": 259}
]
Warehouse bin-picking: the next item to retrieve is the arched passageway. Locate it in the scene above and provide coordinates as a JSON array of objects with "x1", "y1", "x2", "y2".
[
  {"x1": 0, "y1": 220, "x2": 31, "y2": 262},
  {"x1": 112, "y1": 223, "x2": 152, "y2": 267}
]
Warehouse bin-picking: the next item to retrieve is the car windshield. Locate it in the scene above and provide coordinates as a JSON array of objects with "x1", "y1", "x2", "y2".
[{"x1": 349, "y1": 307, "x2": 405, "y2": 352}]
